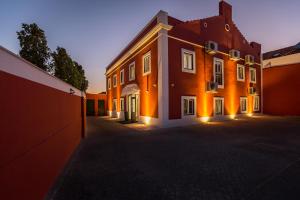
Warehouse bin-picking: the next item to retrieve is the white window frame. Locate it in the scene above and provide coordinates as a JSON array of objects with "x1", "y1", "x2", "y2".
[
  {"x1": 113, "y1": 74, "x2": 117, "y2": 87},
  {"x1": 249, "y1": 67, "x2": 256, "y2": 83},
  {"x1": 181, "y1": 96, "x2": 196, "y2": 118},
  {"x1": 240, "y1": 97, "x2": 248, "y2": 114},
  {"x1": 120, "y1": 69, "x2": 124, "y2": 85},
  {"x1": 107, "y1": 78, "x2": 111, "y2": 90},
  {"x1": 181, "y1": 48, "x2": 196, "y2": 74},
  {"x1": 120, "y1": 98, "x2": 124, "y2": 111},
  {"x1": 253, "y1": 96, "x2": 260, "y2": 112},
  {"x1": 129, "y1": 62, "x2": 135, "y2": 81},
  {"x1": 237, "y1": 64, "x2": 245, "y2": 82},
  {"x1": 213, "y1": 97, "x2": 224, "y2": 116},
  {"x1": 142, "y1": 51, "x2": 151, "y2": 76},
  {"x1": 213, "y1": 57, "x2": 224, "y2": 89}
]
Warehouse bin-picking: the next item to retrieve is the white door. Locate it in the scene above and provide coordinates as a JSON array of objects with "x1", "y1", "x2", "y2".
[{"x1": 214, "y1": 97, "x2": 224, "y2": 116}]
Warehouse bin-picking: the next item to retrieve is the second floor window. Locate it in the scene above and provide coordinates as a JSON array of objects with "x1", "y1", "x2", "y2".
[
  {"x1": 214, "y1": 58, "x2": 224, "y2": 88},
  {"x1": 120, "y1": 69, "x2": 124, "y2": 85},
  {"x1": 107, "y1": 78, "x2": 111, "y2": 90},
  {"x1": 143, "y1": 51, "x2": 151, "y2": 75},
  {"x1": 182, "y1": 49, "x2": 196, "y2": 73},
  {"x1": 237, "y1": 64, "x2": 245, "y2": 81},
  {"x1": 250, "y1": 67, "x2": 256, "y2": 83},
  {"x1": 129, "y1": 62, "x2": 135, "y2": 81},
  {"x1": 113, "y1": 74, "x2": 117, "y2": 87}
]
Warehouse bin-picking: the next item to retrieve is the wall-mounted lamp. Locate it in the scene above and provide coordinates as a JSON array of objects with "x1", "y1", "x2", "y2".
[{"x1": 69, "y1": 88, "x2": 75, "y2": 95}]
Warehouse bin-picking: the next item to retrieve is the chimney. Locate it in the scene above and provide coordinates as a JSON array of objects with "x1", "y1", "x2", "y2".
[{"x1": 219, "y1": 0, "x2": 232, "y2": 22}]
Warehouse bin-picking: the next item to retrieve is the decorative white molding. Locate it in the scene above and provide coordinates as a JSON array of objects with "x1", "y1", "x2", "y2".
[
  {"x1": 105, "y1": 21, "x2": 173, "y2": 76},
  {"x1": 263, "y1": 53, "x2": 300, "y2": 68},
  {"x1": 0, "y1": 46, "x2": 83, "y2": 97}
]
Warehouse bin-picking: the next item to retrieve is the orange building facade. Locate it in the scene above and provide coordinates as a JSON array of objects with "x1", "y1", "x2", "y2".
[
  {"x1": 86, "y1": 92, "x2": 107, "y2": 116},
  {"x1": 263, "y1": 43, "x2": 300, "y2": 115},
  {"x1": 106, "y1": 1, "x2": 262, "y2": 127}
]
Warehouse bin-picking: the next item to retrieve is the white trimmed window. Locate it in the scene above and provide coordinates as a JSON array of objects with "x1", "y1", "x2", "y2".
[
  {"x1": 107, "y1": 78, "x2": 111, "y2": 90},
  {"x1": 213, "y1": 58, "x2": 224, "y2": 88},
  {"x1": 120, "y1": 69, "x2": 124, "y2": 85},
  {"x1": 254, "y1": 96, "x2": 260, "y2": 111},
  {"x1": 113, "y1": 99, "x2": 117, "y2": 111},
  {"x1": 250, "y1": 67, "x2": 256, "y2": 83},
  {"x1": 181, "y1": 96, "x2": 196, "y2": 117},
  {"x1": 240, "y1": 97, "x2": 248, "y2": 113},
  {"x1": 113, "y1": 74, "x2": 117, "y2": 87},
  {"x1": 214, "y1": 97, "x2": 224, "y2": 116},
  {"x1": 182, "y1": 48, "x2": 196, "y2": 73},
  {"x1": 237, "y1": 64, "x2": 245, "y2": 81},
  {"x1": 143, "y1": 51, "x2": 151, "y2": 76},
  {"x1": 129, "y1": 62, "x2": 135, "y2": 81},
  {"x1": 120, "y1": 98, "x2": 124, "y2": 111}
]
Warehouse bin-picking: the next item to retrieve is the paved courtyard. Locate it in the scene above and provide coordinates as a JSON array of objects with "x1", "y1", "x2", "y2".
[{"x1": 49, "y1": 115, "x2": 300, "y2": 200}]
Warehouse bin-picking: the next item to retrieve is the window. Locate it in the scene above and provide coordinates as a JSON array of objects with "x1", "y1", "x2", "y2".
[
  {"x1": 237, "y1": 64, "x2": 245, "y2": 81},
  {"x1": 240, "y1": 97, "x2": 248, "y2": 113},
  {"x1": 213, "y1": 58, "x2": 224, "y2": 88},
  {"x1": 181, "y1": 96, "x2": 196, "y2": 117},
  {"x1": 143, "y1": 51, "x2": 151, "y2": 76},
  {"x1": 182, "y1": 49, "x2": 196, "y2": 73},
  {"x1": 129, "y1": 62, "x2": 135, "y2": 81},
  {"x1": 113, "y1": 74, "x2": 117, "y2": 87},
  {"x1": 113, "y1": 99, "x2": 117, "y2": 111},
  {"x1": 107, "y1": 78, "x2": 111, "y2": 90},
  {"x1": 214, "y1": 97, "x2": 224, "y2": 116},
  {"x1": 253, "y1": 96, "x2": 260, "y2": 111},
  {"x1": 250, "y1": 67, "x2": 256, "y2": 83},
  {"x1": 120, "y1": 98, "x2": 124, "y2": 111},
  {"x1": 120, "y1": 69, "x2": 124, "y2": 85}
]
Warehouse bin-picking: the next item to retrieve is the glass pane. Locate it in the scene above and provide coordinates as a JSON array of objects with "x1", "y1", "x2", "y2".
[
  {"x1": 184, "y1": 99, "x2": 188, "y2": 115},
  {"x1": 189, "y1": 99, "x2": 194, "y2": 115},
  {"x1": 215, "y1": 99, "x2": 222, "y2": 115}
]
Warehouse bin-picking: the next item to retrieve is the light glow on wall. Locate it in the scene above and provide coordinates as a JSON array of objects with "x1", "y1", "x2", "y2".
[
  {"x1": 144, "y1": 116, "x2": 151, "y2": 125},
  {"x1": 200, "y1": 116, "x2": 210, "y2": 123}
]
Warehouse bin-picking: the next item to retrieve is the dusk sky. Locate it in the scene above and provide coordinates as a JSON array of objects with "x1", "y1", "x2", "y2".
[{"x1": 1, "y1": 0, "x2": 299, "y2": 93}]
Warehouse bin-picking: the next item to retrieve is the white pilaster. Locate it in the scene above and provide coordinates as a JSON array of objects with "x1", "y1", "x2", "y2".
[{"x1": 157, "y1": 11, "x2": 169, "y2": 126}]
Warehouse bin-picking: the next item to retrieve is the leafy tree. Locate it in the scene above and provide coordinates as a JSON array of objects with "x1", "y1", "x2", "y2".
[
  {"x1": 17, "y1": 23, "x2": 51, "y2": 71},
  {"x1": 52, "y1": 47, "x2": 89, "y2": 91}
]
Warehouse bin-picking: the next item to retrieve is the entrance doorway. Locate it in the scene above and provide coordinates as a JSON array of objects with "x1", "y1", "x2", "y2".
[{"x1": 128, "y1": 94, "x2": 139, "y2": 122}]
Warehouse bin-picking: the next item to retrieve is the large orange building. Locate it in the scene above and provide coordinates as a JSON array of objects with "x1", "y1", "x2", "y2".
[
  {"x1": 263, "y1": 42, "x2": 300, "y2": 115},
  {"x1": 105, "y1": 1, "x2": 262, "y2": 127}
]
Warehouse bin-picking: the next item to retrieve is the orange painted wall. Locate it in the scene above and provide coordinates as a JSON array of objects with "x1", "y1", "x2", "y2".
[
  {"x1": 263, "y1": 64, "x2": 300, "y2": 115},
  {"x1": 86, "y1": 93, "x2": 107, "y2": 116},
  {"x1": 107, "y1": 36, "x2": 158, "y2": 118},
  {"x1": 168, "y1": 9, "x2": 261, "y2": 119},
  {"x1": 0, "y1": 71, "x2": 84, "y2": 200}
]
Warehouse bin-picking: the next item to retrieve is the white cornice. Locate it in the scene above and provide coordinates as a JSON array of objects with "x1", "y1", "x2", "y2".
[{"x1": 105, "y1": 22, "x2": 173, "y2": 76}]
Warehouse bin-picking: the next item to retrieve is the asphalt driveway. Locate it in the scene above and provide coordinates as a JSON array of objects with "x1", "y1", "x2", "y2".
[{"x1": 48, "y1": 115, "x2": 300, "y2": 200}]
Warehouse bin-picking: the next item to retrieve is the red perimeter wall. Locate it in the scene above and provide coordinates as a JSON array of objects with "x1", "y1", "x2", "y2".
[
  {"x1": 0, "y1": 70, "x2": 84, "y2": 200},
  {"x1": 263, "y1": 64, "x2": 300, "y2": 115}
]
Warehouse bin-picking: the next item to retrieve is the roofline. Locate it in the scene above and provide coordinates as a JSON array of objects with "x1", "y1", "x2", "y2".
[
  {"x1": 105, "y1": 10, "x2": 168, "y2": 71},
  {"x1": 105, "y1": 22, "x2": 172, "y2": 76}
]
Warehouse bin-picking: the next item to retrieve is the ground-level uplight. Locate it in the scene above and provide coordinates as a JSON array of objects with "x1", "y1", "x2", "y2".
[
  {"x1": 200, "y1": 116, "x2": 210, "y2": 123},
  {"x1": 247, "y1": 113, "x2": 253, "y2": 117},
  {"x1": 144, "y1": 116, "x2": 151, "y2": 125}
]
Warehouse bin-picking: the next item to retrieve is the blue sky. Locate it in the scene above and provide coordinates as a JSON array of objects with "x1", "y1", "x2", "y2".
[{"x1": 1, "y1": 0, "x2": 299, "y2": 92}]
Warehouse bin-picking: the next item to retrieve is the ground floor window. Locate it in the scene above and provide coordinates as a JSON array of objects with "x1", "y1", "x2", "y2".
[
  {"x1": 214, "y1": 97, "x2": 224, "y2": 116},
  {"x1": 113, "y1": 99, "x2": 117, "y2": 111},
  {"x1": 253, "y1": 96, "x2": 260, "y2": 111},
  {"x1": 120, "y1": 98, "x2": 124, "y2": 111},
  {"x1": 181, "y1": 96, "x2": 196, "y2": 117},
  {"x1": 240, "y1": 97, "x2": 248, "y2": 113}
]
